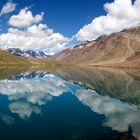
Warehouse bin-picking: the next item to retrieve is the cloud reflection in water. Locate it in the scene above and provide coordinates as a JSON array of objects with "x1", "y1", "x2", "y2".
[{"x1": 0, "y1": 71, "x2": 139, "y2": 139}]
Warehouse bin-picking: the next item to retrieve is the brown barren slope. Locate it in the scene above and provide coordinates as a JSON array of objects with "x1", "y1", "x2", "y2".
[{"x1": 52, "y1": 25, "x2": 140, "y2": 68}]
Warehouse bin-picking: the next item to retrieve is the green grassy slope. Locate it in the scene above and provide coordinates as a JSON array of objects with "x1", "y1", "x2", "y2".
[
  {"x1": 0, "y1": 50, "x2": 72, "y2": 67},
  {"x1": 0, "y1": 50, "x2": 30, "y2": 66}
]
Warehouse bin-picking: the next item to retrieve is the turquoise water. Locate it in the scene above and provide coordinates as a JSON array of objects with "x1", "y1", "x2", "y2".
[{"x1": 0, "y1": 68, "x2": 139, "y2": 140}]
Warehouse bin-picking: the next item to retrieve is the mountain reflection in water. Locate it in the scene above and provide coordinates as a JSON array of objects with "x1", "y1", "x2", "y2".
[{"x1": 0, "y1": 67, "x2": 139, "y2": 140}]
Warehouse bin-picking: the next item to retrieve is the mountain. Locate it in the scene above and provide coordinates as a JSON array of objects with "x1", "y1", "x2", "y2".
[
  {"x1": 7, "y1": 48, "x2": 49, "y2": 59},
  {"x1": 52, "y1": 25, "x2": 140, "y2": 68},
  {"x1": 0, "y1": 50, "x2": 30, "y2": 66},
  {"x1": 55, "y1": 66, "x2": 140, "y2": 106},
  {"x1": 8, "y1": 71, "x2": 49, "y2": 80}
]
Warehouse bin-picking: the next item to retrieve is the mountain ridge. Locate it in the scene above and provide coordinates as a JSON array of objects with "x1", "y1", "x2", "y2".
[
  {"x1": 6, "y1": 48, "x2": 49, "y2": 59},
  {"x1": 51, "y1": 25, "x2": 140, "y2": 68}
]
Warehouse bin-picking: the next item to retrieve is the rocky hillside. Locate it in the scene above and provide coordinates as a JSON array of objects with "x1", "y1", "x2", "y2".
[{"x1": 52, "y1": 25, "x2": 140, "y2": 68}]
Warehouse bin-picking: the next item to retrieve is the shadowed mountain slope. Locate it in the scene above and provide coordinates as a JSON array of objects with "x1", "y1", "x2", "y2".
[{"x1": 55, "y1": 66, "x2": 140, "y2": 106}]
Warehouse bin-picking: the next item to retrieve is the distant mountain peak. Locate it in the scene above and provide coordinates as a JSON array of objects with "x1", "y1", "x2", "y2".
[{"x1": 6, "y1": 48, "x2": 50, "y2": 59}]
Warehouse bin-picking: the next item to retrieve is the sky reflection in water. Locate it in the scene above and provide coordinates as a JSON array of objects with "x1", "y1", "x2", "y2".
[{"x1": 0, "y1": 70, "x2": 139, "y2": 140}]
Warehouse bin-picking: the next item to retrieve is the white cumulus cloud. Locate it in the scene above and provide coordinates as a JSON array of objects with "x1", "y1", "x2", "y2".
[
  {"x1": 9, "y1": 101, "x2": 42, "y2": 120},
  {"x1": 0, "y1": 1, "x2": 17, "y2": 16},
  {"x1": 0, "y1": 72, "x2": 68, "y2": 105},
  {"x1": 0, "y1": 7, "x2": 70, "y2": 54},
  {"x1": 9, "y1": 7, "x2": 44, "y2": 28},
  {"x1": 75, "y1": 89, "x2": 140, "y2": 138},
  {"x1": 0, "y1": 19, "x2": 69, "y2": 54},
  {"x1": 0, "y1": 71, "x2": 71, "y2": 120},
  {"x1": 75, "y1": 0, "x2": 140, "y2": 41},
  {"x1": 0, "y1": 71, "x2": 69, "y2": 119}
]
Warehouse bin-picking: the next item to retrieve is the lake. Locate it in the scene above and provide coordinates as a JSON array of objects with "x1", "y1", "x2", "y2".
[{"x1": 0, "y1": 66, "x2": 139, "y2": 140}]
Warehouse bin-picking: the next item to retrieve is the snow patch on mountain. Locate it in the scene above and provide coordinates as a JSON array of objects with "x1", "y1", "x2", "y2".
[{"x1": 6, "y1": 48, "x2": 49, "y2": 59}]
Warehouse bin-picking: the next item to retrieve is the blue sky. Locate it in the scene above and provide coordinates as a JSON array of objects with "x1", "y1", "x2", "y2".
[
  {"x1": 0, "y1": 0, "x2": 139, "y2": 54},
  {"x1": 0, "y1": 0, "x2": 113, "y2": 37}
]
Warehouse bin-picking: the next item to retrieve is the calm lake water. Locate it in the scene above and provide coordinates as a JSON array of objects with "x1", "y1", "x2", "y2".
[{"x1": 0, "y1": 66, "x2": 140, "y2": 140}]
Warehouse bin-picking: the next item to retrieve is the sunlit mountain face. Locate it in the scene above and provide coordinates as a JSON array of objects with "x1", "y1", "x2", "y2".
[{"x1": 0, "y1": 68, "x2": 139, "y2": 140}]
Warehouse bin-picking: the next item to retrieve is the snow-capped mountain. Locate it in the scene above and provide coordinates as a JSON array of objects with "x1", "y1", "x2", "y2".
[{"x1": 6, "y1": 48, "x2": 49, "y2": 59}]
